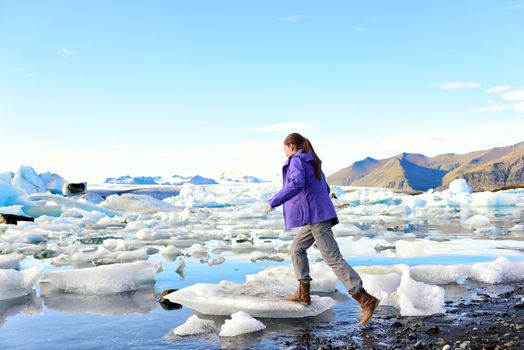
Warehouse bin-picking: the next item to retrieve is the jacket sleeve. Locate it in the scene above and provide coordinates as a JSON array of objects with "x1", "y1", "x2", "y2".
[{"x1": 268, "y1": 157, "x2": 305, "y2": 208}]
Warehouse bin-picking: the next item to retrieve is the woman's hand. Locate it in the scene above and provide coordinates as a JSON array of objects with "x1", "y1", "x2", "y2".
[{"x1": 263, "y1": 204, "x2": 274, "y2": 214}]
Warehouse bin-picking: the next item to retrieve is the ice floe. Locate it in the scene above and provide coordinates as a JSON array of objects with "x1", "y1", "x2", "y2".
[
  {"x1": 165, "y1": 280, "x2": 335, "y2": 318},
  {"x1": 40, "y1": 261, "x2": 161, "y2": 294},
  {"x1": 101, "y1": 193, "x2": 177, "y2": 214}
]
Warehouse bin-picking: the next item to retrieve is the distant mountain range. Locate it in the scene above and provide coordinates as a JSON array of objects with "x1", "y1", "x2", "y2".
[
  {"x1": 104, "y1": 172, "x2": 270, "y2": 185},
  {"x1": 327, "y1": 141, "x2": 524, "y2": 192},
  {"x1": 105, "y1": 174, "x2": 218, "y2": 185}
]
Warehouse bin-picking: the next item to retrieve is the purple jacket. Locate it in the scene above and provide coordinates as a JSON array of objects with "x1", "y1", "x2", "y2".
[{"x1": 268, "y1": 149, "x2": 339, "y2": 230}]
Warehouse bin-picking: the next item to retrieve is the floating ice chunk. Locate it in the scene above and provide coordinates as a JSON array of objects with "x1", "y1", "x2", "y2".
[
  {"x1": 219, "y1": 311, "x2": 266, "y2": 337},
  {"x1": 0, "y1": 266, "x2": 42, "y2": 300},
  {"x1": 208, "y1": 256, "x2": 225, "y2": 266},
  {"x1": 396, "y1": 266, "x2": 445, "y2": 316},
  {"x1": 0, "y1": 254, "x2": 25, "y2": 269},
  {"x1": 29, "y1": 193, "x2": 117, "y2": 217},
  {"x1": 361, "y1": 272, "x2": 401, "y2": 308},
  {"x1": 333, "y1": 225, "x2": 362, "y2": 237},
  {"x1": 464, "y1": 215, "x2": 491, "y2": 227},
  {"x1": 470, "y1": 191, "x2": 519, "y2": 207},
  {"x1": 41, "y1": 261, "x2": 161, "y2": 294},
  {"x1": 470, "y1": 257, "x2": 524, "y2": 284},
  {"x1": 102, "y1": 239, "x2": 144, "y2": 252},
  {"x1": 448, "y1": 179, "x2": 472, "y2": 195},
  {"x1": 165, "y1": 281, "x2": 335, "y2": 318},
  {"x1": 249, "y1": 251, "x2": 285, "y2": 262},
  {"x1": 172, "y1": 315, "x2": 217, "y2": 336},
  {"x1": 162, "y1": 245, "x2": 181, "y2": 256},
  {"x1": 12, "y1": 166, "x2": 46, "y2": 195},
  {"x1": 190, "y1": 243, "x2": 208, "y2": 254},
  {"x1": 115, "y1": 248, "x2": 149, "y2": 263},
  {"x1": 402, "y1": 196, "x2": 427, "y2": 210},
  {"x1": 136, "y1": 228, "x2": 179, "y2": 240},
  {"x1": 101, "y1": 193, "x2": 178, "y2": 214},
  {"x1": 408, "y1": 264, "x2": 471, "y2": 285}
]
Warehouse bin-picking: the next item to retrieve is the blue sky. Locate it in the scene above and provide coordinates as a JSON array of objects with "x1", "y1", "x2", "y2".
[{"x1": 1, "y1": 0, "x2": 524, "y2": 183}]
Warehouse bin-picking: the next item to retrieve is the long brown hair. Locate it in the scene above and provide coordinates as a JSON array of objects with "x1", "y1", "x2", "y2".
[{"x1": 284, "y1": 133, "x2": 322, "y2": 180}]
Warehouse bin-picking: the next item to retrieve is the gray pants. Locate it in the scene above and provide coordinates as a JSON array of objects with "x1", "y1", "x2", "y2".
[{"x1": 291, "y1": 219, "x2": 363, "y2": 295}]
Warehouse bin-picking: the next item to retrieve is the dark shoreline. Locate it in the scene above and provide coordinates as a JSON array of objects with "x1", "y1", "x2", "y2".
[{"x1": 286, "y1": 283, "x2": 524, "y2": 350}]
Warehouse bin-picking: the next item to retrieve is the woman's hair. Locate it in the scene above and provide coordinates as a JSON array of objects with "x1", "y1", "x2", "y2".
[{"x1": 284, "y1": 133, "x2": 322, "y2": 180}]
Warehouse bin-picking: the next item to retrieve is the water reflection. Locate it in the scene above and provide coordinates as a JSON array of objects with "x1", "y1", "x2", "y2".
[
  {"x1": 40, "y1": 286, "x2": 157, "y2": 316},
  {"x1": 0, "y1": 293, "x2": 42, "y2": 328}
]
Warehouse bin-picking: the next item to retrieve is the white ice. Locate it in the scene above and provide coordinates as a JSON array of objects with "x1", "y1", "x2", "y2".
[
  {"x1": 219, "y1": 311, "x2": 266, "y2": 337},
  {"x1": 172, "y1": 315, "x2": 217, "y2": 336},
  {"x1": 0, "y1": 266, "x2": 42, "y2": 300},
  {"x1": 165, "y1": 279, "x2": 335, "y2": 318},
  {"x1": 29, "y1": 193, "x2": 117, "y2": 217},
  {"x1": 0, "y1": 254, "x2": 25, "y2": 269},
  {"x1": 101, "y1": 193, "x2": 178, "y2": 214},
  {"x1": 41, "y1": 261, "x2": 161, "y2": 294},
  {"x1": 12, "y1": 166, "x2": 47, "y2": 195}
]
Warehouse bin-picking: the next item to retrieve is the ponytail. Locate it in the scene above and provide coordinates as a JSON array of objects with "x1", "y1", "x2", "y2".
[{"x1": 284, "y1": 133, "x2": 323, "y2": 180}]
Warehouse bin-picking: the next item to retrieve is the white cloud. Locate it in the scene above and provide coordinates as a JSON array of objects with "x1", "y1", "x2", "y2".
[
  {"x1": 247, "y1": 122, "x2": 313, "y2": 133},
  {"x1": 501, "y1": 89, "x2": 524, "y2": 101},
  {"x1": 60, "y1": 48, "x2": 77, "y2": 56},
  {"x1": 514, "y1": 102, "x2": 524, "y2": 113},
  {"x1": 276, "y1": 14, "x2": 305, "y2": 22},
  {"x1": 435, "y1": 82, "x2": 481, "y2": 90},
  {"x1": 485, "y1": 85, "x2": 511, "y2": 94},
  {"x1": 471, "y1": 100, "x2": 509, "y2": 113}
]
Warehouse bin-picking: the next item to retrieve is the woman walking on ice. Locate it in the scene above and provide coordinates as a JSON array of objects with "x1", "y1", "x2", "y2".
[{"x1": 265, "y1": 133, "x2": 380, "y2": 325}]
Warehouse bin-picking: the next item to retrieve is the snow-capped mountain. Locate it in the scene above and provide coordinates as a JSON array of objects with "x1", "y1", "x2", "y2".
[{"x1": 104, "y1": 174, "x2": 218, "y2": 185}]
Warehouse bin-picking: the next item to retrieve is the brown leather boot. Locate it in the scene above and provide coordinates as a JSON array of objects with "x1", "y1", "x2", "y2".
[
  {"x1": 286, "y1": 280, "x2": 311, "y2": 305},
  {"x1": 352, "y1": 289, "x2": 380, "y2": 325}
]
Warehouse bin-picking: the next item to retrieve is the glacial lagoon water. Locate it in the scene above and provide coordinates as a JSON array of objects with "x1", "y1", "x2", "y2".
[{"x1": 1, "y1": 183, "x2": 524, "y2": 349}]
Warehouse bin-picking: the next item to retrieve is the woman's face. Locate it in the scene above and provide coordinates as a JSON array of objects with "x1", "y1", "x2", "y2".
[{"x1": 284, "y1": 143, "x2": 296, "y2": 157}]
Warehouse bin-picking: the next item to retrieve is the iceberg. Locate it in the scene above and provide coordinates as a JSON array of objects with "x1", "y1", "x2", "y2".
[
  {"x1": 0, "y1": 266, "x2": 42, "y2": 300},
  {"x1": 219, "y1": 311, "x2": 266, "y2": 337},
  {"x1": 0, "y1": 171, "x2": 14, "y2": 184},
  {"x1": 12, "y1": 166, "x2": 46, "y2": 195},
  {"x1": 41, "y1": 261, "x2": 161, "y2": 294},
  {"x1": 39, "y1": 172, "x2": 67, "y2": 195}
]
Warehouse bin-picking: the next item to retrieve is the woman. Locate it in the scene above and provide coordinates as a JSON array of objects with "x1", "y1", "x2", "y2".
[{"x1": 265, "y1": 133, "x2": 379, "y2": 325}]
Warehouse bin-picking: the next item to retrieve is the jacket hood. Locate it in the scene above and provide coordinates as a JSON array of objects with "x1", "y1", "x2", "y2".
[{"x1": 284, "y1": 149, "x2": 315, "y2": 166}]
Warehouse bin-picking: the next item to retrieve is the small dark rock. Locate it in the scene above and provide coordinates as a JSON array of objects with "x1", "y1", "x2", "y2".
[{"x1": 0, "y1": 214, "x2": 34, "y2": 225}]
